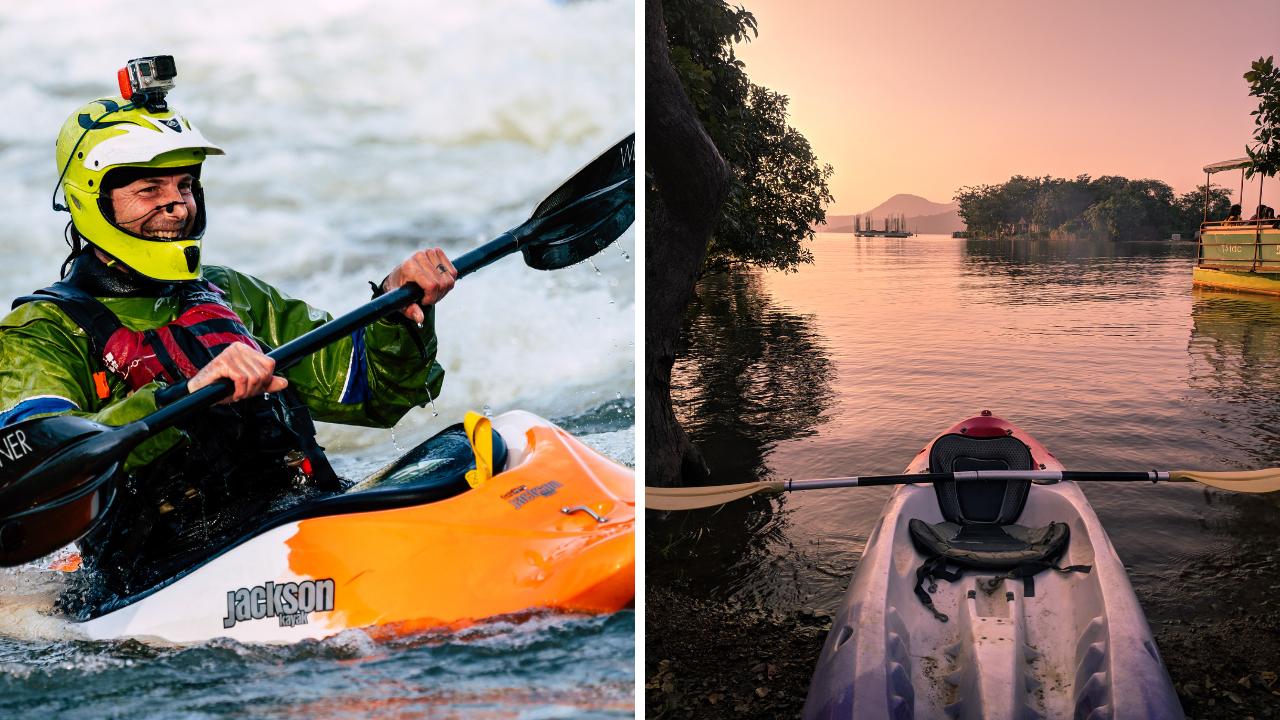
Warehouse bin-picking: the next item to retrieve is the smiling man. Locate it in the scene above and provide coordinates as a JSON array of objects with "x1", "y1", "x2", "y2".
[{"x1": 0, "y1": 94, "x2": 456, "y2": 602}]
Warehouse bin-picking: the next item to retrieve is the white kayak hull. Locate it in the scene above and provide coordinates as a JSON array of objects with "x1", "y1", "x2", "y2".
[
  {"x1": 65, "y1": 411, "x2": 636, "y2": 644},
  {"x1": 803, "y1": 414, "x2": 1183, "y2": 719}
]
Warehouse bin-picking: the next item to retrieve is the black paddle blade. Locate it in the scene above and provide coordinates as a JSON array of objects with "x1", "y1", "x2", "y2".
[
  {"x1": 531, "y1": 134, "x2": 634, "y2": 221},
  {"x1": 521, "y1": 175, "x2": 634, "y2": 270},
  {"x1": 0, "y1": 415, "x2": 125, "y2": 566},
  {"x1": 0, "y1": 476, "x2": 116, "y2": 567},
  {"x1": 521, "y1": 134, "x2": 634, "y2": 270},
  {"x1": 0, "y1": 415, "x2": 109, "y2": 495}
]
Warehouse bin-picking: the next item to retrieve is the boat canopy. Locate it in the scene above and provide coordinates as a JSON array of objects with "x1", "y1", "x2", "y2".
[{"x1": 1203, "y1": 157, "x2": 1252, "y2": 174}]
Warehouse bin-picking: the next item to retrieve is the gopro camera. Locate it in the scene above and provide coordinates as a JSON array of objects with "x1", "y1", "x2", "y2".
[{"x1": 117, "y1": 55, "x2": 177, "y2": 112}]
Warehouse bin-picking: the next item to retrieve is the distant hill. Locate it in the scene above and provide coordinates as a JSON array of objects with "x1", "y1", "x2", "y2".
[
  {"x1": 815, "y1": 193, "x2": 965, "y2": 234},
  {"x1": 866, "y1": 193, "x2": 956, "y2": 218}
]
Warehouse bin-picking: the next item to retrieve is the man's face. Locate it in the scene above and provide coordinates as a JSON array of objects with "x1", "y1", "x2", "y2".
[{"x1": 109, "y1": 173, "x2": 197, "y2": 239}]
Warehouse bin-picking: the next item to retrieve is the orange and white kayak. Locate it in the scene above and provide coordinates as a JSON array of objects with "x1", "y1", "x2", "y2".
[{"x1": 68, "y1": 410, "x2": 634, "y2": 644}]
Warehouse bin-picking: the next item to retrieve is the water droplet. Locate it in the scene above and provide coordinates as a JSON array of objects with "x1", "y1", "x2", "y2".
[
  {"x1": 620, "y1": 249, "x2": 631, "y2": 262},
  {"x1": 615, "y1": 392, "x2": 622, "y2": 400},
  {"x1": 420, "y1": 383, "x2": 439, "y2": 417},
  {"x1": 587, "y1": 258, "x2": 601, "y2": 275},
  {"x1": 392, "y1": 426, "x2": 403, "y2": 453},
  {"x1": 483, "y1": 403, "x2": 492, "y2": 416}
]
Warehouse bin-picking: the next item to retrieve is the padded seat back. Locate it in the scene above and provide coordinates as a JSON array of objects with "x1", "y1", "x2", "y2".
[{"x1": 929, "y1": 434, "x2": 1034, "y2": 525}]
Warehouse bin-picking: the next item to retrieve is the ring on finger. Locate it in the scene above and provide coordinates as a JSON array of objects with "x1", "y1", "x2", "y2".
[{"x1": 436, "y1": 264, "x2": 447, "y2": 274}]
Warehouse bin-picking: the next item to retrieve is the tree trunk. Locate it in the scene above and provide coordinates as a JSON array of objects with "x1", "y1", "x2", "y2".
[{"x1": 644, "y1": 0, "x2": 732, "y2": 488}]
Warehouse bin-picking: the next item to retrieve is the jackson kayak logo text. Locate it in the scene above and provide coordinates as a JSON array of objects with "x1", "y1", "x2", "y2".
[
  {"x1": 507, "y1": 480, "x2": 562, "y2": 509},
  {"x1": 222, "y1": 579, "x2": 335, "y2": 629}
]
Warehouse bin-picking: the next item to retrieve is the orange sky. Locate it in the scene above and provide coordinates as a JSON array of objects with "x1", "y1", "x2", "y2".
[{"x1": 733, "y1": 0, "x2": 1280, "y2": 215}]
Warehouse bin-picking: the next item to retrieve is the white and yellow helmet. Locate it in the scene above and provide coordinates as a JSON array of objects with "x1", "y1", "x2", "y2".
[{"x1": 55, "y1": 97, "x2": 224, "y2": 280}]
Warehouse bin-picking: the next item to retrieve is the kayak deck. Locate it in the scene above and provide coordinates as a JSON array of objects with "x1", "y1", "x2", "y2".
[
  {"x1": 804, "y1": 413, "x2": 1182, "y2": 719},
  {"x1": 70, "y1": 411, "x2": 635, "y2": 643}
]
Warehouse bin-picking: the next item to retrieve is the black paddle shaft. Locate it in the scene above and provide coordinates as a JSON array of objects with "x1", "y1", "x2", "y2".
[
  {"x1": 145, "y1": 227, "x2": 528, "y2": 434},
  {"x1": 0, "y1": 134, "x2": 634, "y2": 566},
  {"x1": 787, "y1": 469, "x2": 1166, "y2": 490},
  {"x1": 146, "y1": 154, "x2": 635, "y2": 427}
]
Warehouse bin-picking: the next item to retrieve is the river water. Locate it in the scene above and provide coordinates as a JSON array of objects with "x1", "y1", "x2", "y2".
[
  {"x1": 0, "y1": 1, "x2": 635, "y2": 717},
  {"x1": 653, "y1": 232, "x2": 1280, "y2": 703}
]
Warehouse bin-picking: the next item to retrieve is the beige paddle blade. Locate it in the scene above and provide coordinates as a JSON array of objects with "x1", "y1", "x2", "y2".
[
  {"x1": 1170, "y1": 468, "x2": 1280, "y2": 493},
  {"x1": 645, "y1": 480, "x2": 786, "y2": 511}
]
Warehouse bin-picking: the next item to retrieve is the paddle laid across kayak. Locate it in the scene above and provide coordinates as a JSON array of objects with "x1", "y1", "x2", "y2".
[{"x1": 802, "y1": 412, "x2": 1183, "y2": 719}]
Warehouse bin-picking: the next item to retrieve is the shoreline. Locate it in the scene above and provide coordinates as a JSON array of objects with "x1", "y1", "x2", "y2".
[{"x1": 646, "y1": 539, "x2": 1280, "y2": 719}]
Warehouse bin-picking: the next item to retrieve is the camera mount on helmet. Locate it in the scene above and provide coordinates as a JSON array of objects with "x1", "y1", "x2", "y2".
[
  {"x1": 52, "y1": 56, "x2": 225, "y2": 281},
  {"x1": 117, "y1": 56, "x2": 177, "y2": 113}
]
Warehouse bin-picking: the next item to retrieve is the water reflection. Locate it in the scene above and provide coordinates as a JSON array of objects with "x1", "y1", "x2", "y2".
[
  {"x1": 959, "y1": 237, "x2": 1196, "y2": 301},
  {"x1": 1188, "y1": 289, "x2": 1280, "y2": 470},
  {"x1": 652, "y1": 270, "x2": 834, "y2": 601},
  {"x1": 671, "y1": 271, "x2": 834, "y2": 483}
]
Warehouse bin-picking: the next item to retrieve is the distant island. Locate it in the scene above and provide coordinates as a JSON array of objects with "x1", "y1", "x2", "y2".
[
  {"x1": 954, "y1": 175, "x2": 1229, "y2": 241},
  {"x1": 814, "y1": 178, "x2": 1233, "y2": 241},
  {"x1": 816, "y1": 193, "x2": 965, "y2": 235}
]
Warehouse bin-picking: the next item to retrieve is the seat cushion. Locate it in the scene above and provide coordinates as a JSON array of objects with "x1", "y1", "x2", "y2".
[{"x1": 908, "y1": 518, "x2": 1071, "y2": 570}]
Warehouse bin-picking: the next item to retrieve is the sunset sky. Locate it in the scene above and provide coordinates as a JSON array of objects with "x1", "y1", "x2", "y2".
[{"x1": 733, "y1": 0, "x2": 1280, "y2": 215}]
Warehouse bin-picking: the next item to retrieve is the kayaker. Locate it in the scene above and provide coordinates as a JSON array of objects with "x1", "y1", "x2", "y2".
[{"x1": 0, "y1": 95, "x2": 455, "y2": 602}]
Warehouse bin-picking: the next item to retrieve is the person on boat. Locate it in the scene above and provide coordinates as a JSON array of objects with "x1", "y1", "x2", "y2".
[
  {"x1": 1226, "y1": 204, "x2": 1242, "y2": 222},
  {"x1": 0, "y1": 96, "x2": 456, "y2": 605}
]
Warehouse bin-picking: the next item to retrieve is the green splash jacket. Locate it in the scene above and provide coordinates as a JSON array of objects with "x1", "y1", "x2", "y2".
[{"x1": 0, "y1": 265, "x2": 444, "y2": 470}]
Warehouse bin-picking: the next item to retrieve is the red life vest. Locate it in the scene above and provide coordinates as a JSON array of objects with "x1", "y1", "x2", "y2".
[
  {"x1": 15, "y1": 280, "x2": 261, "y2": 391},
  {"x1": 99, "y1": 282, "x2": 261, "y2": 390}
]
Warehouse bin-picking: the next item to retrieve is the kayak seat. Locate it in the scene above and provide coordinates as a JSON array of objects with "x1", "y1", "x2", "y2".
[
  {"x1": 909, "y1": 433, "x2": 1090, "y2": 622},
  {"x1": 908, "y1": 519, "x2": 1071, "y2": 571},
  {"x1": 928, "y1": 433, "x2": 1034, "y2": 525}
]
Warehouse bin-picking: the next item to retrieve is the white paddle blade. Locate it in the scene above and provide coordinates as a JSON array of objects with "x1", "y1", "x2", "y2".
[
  {"x1": 1171, "y1": 468, "x2": 1280, "y2": 493},
  {"x1": 645, "y1": 480, "x2": 785, "y2": 511}
]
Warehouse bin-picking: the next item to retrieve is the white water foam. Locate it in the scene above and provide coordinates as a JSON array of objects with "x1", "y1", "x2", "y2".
[
  {"x1": 0, "y1": 566, "x2": 80, "y2": 643},
  {"x1": 0, "y1": 0, "x2": 633, "y2": 643},
  {"x1": 0, "y1": 0, "x2": 634, "y2": 440}
]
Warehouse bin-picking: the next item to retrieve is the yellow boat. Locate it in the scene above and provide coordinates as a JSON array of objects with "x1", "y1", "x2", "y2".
[{"x1": 1193, "y1": 157, "x2": 1280, "y2": 296}]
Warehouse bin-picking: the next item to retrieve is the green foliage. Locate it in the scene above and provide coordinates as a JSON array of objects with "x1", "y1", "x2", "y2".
[
  {"x1": 662, "y1": 0, "x2": 833, "y2": 274},
  {"x1": 956, "y1": 175, "x2": 1219, "y2": 240},
  {"x1": 1244, "y1": 55, "x2": 1280, "y2": 179},
  {"x1": 1174, "y1": 184, "x2": 1234, "y2": 230}
]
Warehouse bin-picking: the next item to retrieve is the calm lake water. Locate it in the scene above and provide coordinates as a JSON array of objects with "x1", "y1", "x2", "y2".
[{"x1": 655, "y1": 232, "x2": 1280, "y2": 640}]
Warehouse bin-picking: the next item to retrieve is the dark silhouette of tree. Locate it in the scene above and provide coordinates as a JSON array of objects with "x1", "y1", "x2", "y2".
[
  {"x1": 1245, "y1": 55, "x2": 1280, "y2": 179},
  {"x1": 646, "y1": 0, "x2": 732, "y2": 488},
  {"x1": 648, "y1": 0, "x2": 833, "y2": 487}
]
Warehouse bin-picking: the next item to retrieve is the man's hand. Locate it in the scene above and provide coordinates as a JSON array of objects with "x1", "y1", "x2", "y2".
[
  {"x1": 186, "y1": 342, "x2": 288, "y2": 403},
  {"x1": 383, "y1": 248, "x2": 457, "y2": 325}
]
